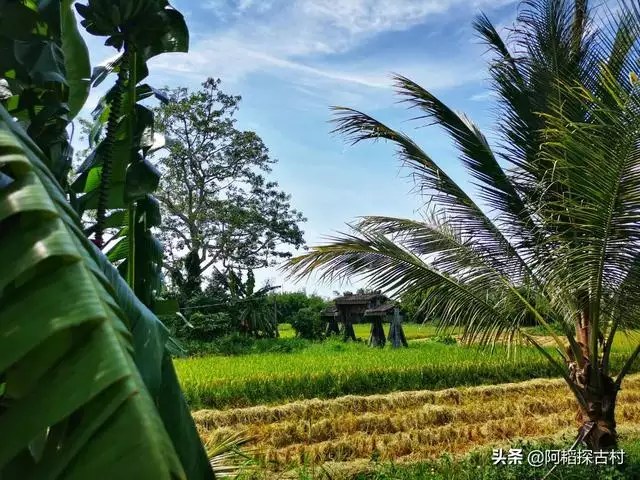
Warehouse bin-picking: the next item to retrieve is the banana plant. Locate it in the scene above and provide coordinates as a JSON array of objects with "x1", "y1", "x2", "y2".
[
  {"x1": 0, "y1": 0, "x2": 91, "y2": 187},
  {"x1": 70, "y1": 0, "x2": 186, "y2": 308},
  {"x1": 216, "y1": 269, "x2": 280, "y2": 337},
  {"x1": 0, "y1": 1, "x2": 211, "y2": 478},
  {"x1": 0, "y1": 104, "x2": 212, "y2": 478}
]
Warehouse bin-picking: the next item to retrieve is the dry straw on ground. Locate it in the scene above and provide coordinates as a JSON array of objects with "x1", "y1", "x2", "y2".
[{"x1": 193, "y1": 374, "x2": 640, "y2": 473}]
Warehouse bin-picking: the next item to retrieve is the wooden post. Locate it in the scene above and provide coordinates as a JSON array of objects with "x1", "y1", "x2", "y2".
[
  {"x1": 388, "y1": 307, "x2": 408, "y2": 348},
  {"x1": 341, "y1": 308, "x2": 356, "y2": 342},
  {"x1": 326, "y1": 315, "x2": 340, "y2": 336},
  {"x1": 274, "y1": 294, "x2": 279, "y2": 337},
  {"x1": 368, "y1": 316, "x2": 386, "y2": 347}
]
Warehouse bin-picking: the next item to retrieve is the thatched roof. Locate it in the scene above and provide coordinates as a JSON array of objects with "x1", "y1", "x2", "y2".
[
  {"x1": 320, "y1": 305, "x2": 338, "y2": 317},
  {"x1": 333, "y1": 292, "x2": 387, "y2": 305},
  {"x1": 364, "y1": 303, "x2": 397, "y2": 316}
]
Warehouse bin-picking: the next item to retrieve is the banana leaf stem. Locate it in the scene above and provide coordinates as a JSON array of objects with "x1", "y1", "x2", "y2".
[{"x1": 127, "y1": 47, "x2": 138, "y2": 289}]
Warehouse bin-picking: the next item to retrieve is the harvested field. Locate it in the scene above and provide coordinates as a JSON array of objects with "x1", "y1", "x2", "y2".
[{"x1": 193, "y1": 374, "x2": 640, "y2": 475}]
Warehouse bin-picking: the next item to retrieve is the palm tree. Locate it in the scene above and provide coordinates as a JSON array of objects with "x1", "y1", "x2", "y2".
[{"x1": 285, "y1": 0, "x2": 640, "y2": 450}]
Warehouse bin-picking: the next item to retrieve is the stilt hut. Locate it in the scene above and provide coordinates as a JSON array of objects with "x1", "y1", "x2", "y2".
[
  {"x1": 324, "y1": 292, "x2": 408, "y2": 346},
  {"x1": 333, "y1": 291, "x2": 388, "y2": 341}
]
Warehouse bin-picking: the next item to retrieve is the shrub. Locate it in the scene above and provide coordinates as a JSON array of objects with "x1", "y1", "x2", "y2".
[
  {"x1": 290, "y1": 307, "x2": 325, "y2": 340},
  {"x1": 179, "y1": 312, "x2": 234, "y2": 342},
  {"x1": 181, "y1": 334, "x2": 311, "y2": 356},
  {"x1": 429, "y1": 334, "x2": 458, "y2": 345},
  {"x1": 272, "y1": 291, "x2": 328, "y2": 324}
]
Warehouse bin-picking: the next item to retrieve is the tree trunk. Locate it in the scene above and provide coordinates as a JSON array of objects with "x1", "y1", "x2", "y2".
[
  {"x1": 569, "y1": 291, "x2": 618, "y2": 449},
  {"x1": 183, "y1": 248, "x2": 202, "y2": 298},
  {"x1": 572, "y1": 364, "x2": 619, "y2": 450}
]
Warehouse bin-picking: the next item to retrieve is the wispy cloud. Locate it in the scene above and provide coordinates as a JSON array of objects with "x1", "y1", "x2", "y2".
[
  {"x1": 469, "y1": 91, "x2": 497, "y2": 102},
  {"x1": 203, "y1": 0, "x2": 275, "y2": 21},
  {"x1": 151, "y1": 0, "x2": 517, "y2": 92}
]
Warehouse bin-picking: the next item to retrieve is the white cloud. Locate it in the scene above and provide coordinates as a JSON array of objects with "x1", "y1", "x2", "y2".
[
  {"x1": 296, "y1": 0, "x2": 511, "y2": 37},
  {"x1": 150, "y1": 0, "x2": 516, "y2": 91},
  {"x1": 237, "y1": 0, "x2": 273, "y2": 12},
  {"x1": 241, "y1": 51, "x2": 390, "y2": 88},
  {"x1": 469, "y1": 91, "x2": 497, "y2": 102},
  {"x1": 203, "y1": 0, "x2": 274, "y2": 19}
]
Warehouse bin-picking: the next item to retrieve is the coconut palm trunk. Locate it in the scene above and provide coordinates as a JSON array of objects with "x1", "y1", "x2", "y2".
[
  {"x1": 577, "y1": 371, "x2": 618, "y2": 449},
  {"x1": 284, "y1": 0, "x2": 640, "y2": 450}
]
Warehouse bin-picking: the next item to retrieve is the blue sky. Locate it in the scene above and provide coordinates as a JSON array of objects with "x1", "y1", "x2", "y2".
[{"x1": 78, "y1": 0, "x2": 523, "y2": 297}]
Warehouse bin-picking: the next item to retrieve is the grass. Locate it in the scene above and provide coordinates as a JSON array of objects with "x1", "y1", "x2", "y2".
[
  {"x1": 345, "y1": 436, "x2": 640, "y2": 480},
  {"x1": 611, "y1": 331, "x2": 640, "y2": 352},
  {"x1": 175, "y1": 339, "x2": 638, "y2": 409},
  {"x1": 333, "y1": 437, "x2": 640, "y2": 480},
  {"x1": 193, "y1": 374, "x2": 640, "y2": 477}
]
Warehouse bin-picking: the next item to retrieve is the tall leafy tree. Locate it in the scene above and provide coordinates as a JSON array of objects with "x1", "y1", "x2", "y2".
[
  {"x1": 270, "y1": 291, "x2": 328, "y2": 324},
  {"x1": 153, "y1": 78, "x2": 306, "y2": 295},
  {"x1": 286, "y1": 0, "x2": 640, "y2": 450}
]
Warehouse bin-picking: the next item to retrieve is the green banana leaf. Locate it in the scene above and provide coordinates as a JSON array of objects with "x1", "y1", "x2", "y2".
[
  {"x1": 0, "y1": 106, "x2": 213, "y2": 479},
  {"x1": 61, "y1": 0, "x2": 91, "y2": 119}
]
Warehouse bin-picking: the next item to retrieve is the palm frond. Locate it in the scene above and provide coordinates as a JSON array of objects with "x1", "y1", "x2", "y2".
[
  {"x1": 392, "y1": 74, "x2": 543, "y2": 256},
  {"x1": 538, "y1": 69, "x2": 640, "y2": 301},
  {"x1": 205, "y1": 431, "x2": 254, "y2": 478},
  {"x1": 392, "y1": 74, "x2": 520, "y2": 212},
  {"x1": 486, "y1": 0, "x2": 596, "y2": 181},
  {"x1": 535, "y1": 61, "x2": 640, "y2": 365},
  {"x1": 285, "y1": 223, "x2": 562, "y2": 350},
  {"x1": 473, "y1": 12, "x2": 522, "y2": 80},
  {"x1": 330, "y1": 107, "x2": 538, "y2": 287},
  {"x1": 356, "y1": 214, "x2": 521, "y2": 285}
]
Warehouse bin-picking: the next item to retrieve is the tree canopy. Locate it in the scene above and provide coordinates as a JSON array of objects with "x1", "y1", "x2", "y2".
[{"x1": 154, "y1": 78, "x2": 306, "y2": 295}]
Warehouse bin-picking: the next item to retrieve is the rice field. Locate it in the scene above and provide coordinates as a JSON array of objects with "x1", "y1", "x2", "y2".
[
  {"x1": 181, "y1": 332, "x2": 640, "y2": 477},
  {"x1": 194, "y1": 374, "x2": 640, "y2": 477},
  {"x1": 174, "y1": 339, "x2": 637, "y2": 409}
]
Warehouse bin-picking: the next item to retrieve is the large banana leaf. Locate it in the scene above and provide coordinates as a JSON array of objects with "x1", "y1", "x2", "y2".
[
  {"x1": 61, "y1": 0, "x2": 91, "y2": 120},
  {"x1": 0, "y1": 105, "x2": 213, "y2": 478}
]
